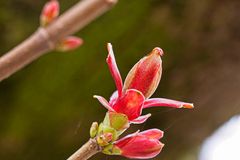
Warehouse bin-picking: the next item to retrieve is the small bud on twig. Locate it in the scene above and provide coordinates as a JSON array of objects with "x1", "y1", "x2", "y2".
[
  {"x1": 40, "y1": 0, "x2": 60, "y2": 26},
  {"x1": 57, "y1": 36, "x2": 83, "y2": 52},
  {"x1": 90, "y1": 122, "x2": 99, "y2": 138}
]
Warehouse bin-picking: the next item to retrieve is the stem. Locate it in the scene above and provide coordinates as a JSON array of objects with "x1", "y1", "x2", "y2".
[
  {"x1": 0, "y1": 0, "x2": 118, "y2": 82},
  {"x1": 67, "y1": 139, "x2": 100, "y2": 160}
]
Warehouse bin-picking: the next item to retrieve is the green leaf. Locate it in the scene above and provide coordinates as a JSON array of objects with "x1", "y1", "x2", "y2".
[{"x1": 108, "y1": 112, "x2": 129, "y2": 131}]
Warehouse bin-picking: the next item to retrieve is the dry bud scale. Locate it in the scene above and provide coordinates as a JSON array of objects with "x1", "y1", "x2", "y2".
[{"x1": 89, "y1": 43, "x2": 194, "y2": 159}]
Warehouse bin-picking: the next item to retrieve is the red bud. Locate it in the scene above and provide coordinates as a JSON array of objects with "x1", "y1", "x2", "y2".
[
  {"x1": 114, "y1": 129, "x2": 164, "y2": 159},
  {"x1": 57, "y1": 36, "x2": 83, "y2": 52},
  {"x1": 40, "y1": 0, "x2": 60, "y2": 26},
  {"x1": 123, "y1": 47, "x2": 163, "y2": 98}
]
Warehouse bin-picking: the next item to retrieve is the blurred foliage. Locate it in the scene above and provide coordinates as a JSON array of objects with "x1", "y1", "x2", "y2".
[{"x1": 0, "y1": 0, "x2": 240, "y2": 160}]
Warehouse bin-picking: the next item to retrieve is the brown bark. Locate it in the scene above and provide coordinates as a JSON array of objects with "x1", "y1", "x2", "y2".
[
  {"x1": 67, "y1": 139, "x2": 100, "y2": 160},
  {"x1": 0, "y1": 0, "x2": 118, "y2": 82}
]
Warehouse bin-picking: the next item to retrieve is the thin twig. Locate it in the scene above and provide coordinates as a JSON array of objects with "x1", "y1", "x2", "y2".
[
  {"x1": 67, "y1": 139, "x2": 100, "y2": 160},
  {"x1": 0, "y1": 0, "x2": 118, "y2": 82}
]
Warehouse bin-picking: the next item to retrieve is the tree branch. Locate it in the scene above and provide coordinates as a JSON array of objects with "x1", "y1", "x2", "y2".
[
  {"x1": 67, "y1": 139, "x2": 100, "y2": 160},
  {"x1": 0, "y1": 0, "x2": 118, "y2": 82}
]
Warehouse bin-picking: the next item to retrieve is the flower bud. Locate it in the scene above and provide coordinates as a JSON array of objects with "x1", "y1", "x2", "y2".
[
  {"x1": 123, "y1": 47, "x2": 163, "y2": 99},
  {"x1": 112, "y1": 129, "x2": 164, "y2": 159},
  {"x1": 57, "y1": 36, "x2": 83, "y2": 52},
  {"x1": 97, "y1": 123, "x2": 118, "y2": 141},
  {"x1": 90, "y1": 122, "x2": 98, "y2": 138},
  {"x1": 97, "y1": 133, "x2": 113, "y2": 146},
  {"x1": 40, "y1": 0, "x2": 60, "y2": 26}
]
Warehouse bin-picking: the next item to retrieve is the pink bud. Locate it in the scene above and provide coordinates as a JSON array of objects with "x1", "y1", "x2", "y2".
[
  {"x1": 57, "y1": 36, "x2": 83, "y2": 52},
  {"x1": 40, "y1": 0, "x2": 60, "y2": 26},
  {"x1": 123, "y1": 47, "x2": 163, "y2": 99},
  {"x1": 113, "y1": 129, "x2": 164, "y2": 159}
]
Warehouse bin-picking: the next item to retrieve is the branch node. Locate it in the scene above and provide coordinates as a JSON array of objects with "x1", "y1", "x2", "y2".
[{"x1": 38, "y1": 27, "x2": 55, "y2": 50}]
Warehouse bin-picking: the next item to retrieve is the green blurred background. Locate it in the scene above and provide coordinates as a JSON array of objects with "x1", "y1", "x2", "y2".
[{"x1": 0, "y1": 0, "x2": 240, "y2": 159}]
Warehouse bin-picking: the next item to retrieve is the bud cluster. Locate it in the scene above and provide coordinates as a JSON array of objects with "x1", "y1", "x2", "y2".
[
  {"x1": 39, "y1": 1, "x2": 193, "y2": 159},
  {"x1": 90, "y1": 112, "x2": 129, "y2": 148},
  {"x1": 90, "y1": 43, "x2": 194, "y2": 159}
]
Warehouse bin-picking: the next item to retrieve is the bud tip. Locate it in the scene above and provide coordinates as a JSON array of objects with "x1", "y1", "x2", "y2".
[{"x1": 153, "y1": 47, "x2": 164, "y2": 56}]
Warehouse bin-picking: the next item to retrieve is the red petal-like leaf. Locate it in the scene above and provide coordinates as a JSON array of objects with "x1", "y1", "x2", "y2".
[
  {"x1": 106, "y1": 43, "x2": 123, "y2": 97},
  {"x1": 139, "y1": 129, "x2": 164, "y2": 140},
  {"x1": 109, "y1": 90, "x2": 118, "y2": 106},
  {"x1": 130, "y1": 114, "x2": 151, "y2": 124},
  {"x1": 113, "y1": 89, "x2": 145, "y2": 120},
  {"x1": 114, "y1": 130, "x2": 140, "y2": 147},
  {"x1": 143, "y1": 98, "x2": 194, "y2": 109},
  {"x1": 93, "y1": 95, "x2": 115, "y2": 112}
]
